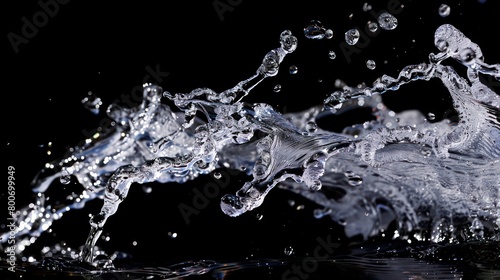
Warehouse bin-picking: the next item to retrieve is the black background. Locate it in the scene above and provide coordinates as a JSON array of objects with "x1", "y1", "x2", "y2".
[{"x1": 2, "y1": 0, "x2": 500, "y2": 276}]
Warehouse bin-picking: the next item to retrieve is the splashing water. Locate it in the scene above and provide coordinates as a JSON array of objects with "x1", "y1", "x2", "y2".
[{"x1": 1, "y1": 19, "x2": 500, "y2": 275}]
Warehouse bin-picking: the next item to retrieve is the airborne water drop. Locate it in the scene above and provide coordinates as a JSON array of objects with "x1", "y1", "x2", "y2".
[
  {"x1": 345, "y1": 28, "x2": 360, "y2": 45},
  {"x1": 377, "y1": 12, "x2": 398, "y2": 30}
]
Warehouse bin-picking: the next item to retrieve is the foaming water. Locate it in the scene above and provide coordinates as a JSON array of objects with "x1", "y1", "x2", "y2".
[{"x1": 2, "y1": 16, "x2": 500, "y2": 279}]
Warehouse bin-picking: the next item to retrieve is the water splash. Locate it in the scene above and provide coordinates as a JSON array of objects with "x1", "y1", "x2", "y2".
[{"x1": 1, "y1": 22, "x2": 499, "y2": 270}]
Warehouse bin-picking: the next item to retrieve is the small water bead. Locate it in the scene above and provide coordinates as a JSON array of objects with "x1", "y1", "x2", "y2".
[
  {"x1": 214, "y1": 172, "x2": 222, "y2": 179},
  {"x1": 344, "y1": 171, "x2": 363, "y2": 186},
  {"x1": 306, "y1": 121, "x2": 318, "y2": 132},
  {"x1": 347, "y1": 176, "x2": 363, "y2": 186},
  {"x1": 81, "y1": 91, "x2": 103, "y2": 115},
  {"x1": 438, "y1": 4, "x2": 451, "y2": 17},
  {"x1": 421, "y1": 149, "x2": 432, "y2": 157},
  {"x1": 260, "y1": 50, "x2": 280, "y2": 77},
  {"x1": 366, "y1": 60, "x2": 376, "y2": 70},
  {"x1": 345, "y1": 28, "x2": 360, "y2": 45},
  {"x1": 289, "y1": 65, "x2": 298, "y2": 74},
  {"x1": 362, "y1": 2, "x2": 372, "y2": 11},
  {"x1": 284, "y1": 246, "x2": 294, "y2": 256},
  {"x1": 142, "y1": 186, "x2": 152, "y2": 193},
  {"x1": 273, "y1": 84, "x2": 282, "y2": 93},
  {"x1": 328, "y1": 51, "x2": 337, "y2": 59},
  {"x1": 309, "y1": 180, "x2": 322, "y2": 191},
  {"x1": 60, "y1": 175, "x2": 71, "y2": 185},
  {"x1": 325, "y1": 29, "x2": 333, "y2": 39},
  {"x1": 377, "y1": 12, "x2": 398, "y2": 30},
  {"x1": 280, "y1": 30, "x2": 298, "y2": 53},
  {"x1": 427, "y1": 112, "x2": 436, "y2": 120},
  {"x1": 367, "y1": 21, "x2": 378, "y2": 33},
  {"x1": 304, "y1": 20, "x2": 327, "y2": 40}
]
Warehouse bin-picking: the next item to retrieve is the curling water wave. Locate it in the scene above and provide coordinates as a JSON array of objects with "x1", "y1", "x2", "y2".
[{"x1": 1, "y1": 24, "x2": 500, "y2": 269}]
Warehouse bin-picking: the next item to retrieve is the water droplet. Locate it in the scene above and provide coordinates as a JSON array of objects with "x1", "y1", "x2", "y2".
[
  {"x1": 313, "y1": 208, "x2": 332, "y2": 219},
  {"x1": 310, "y1": 180, "x2": 322, "y2": 191},
  {"x1": 256, "y1": 213, "x2": 263, "y2": 220},
  {"x1": 168, "y1": 232, "x2": 178, "y2": 238},
  {"x1": 273, "y1": 84, "x2": 282, "y2": 93},
  {"x1": 345, "y1": 29, "x2": 360, "y2": 45},
  {"x1": 377, "y1": 12, "x2": 398, "y2": 30},
  {"x1": 214, "y1": 172, "x2": 222, "y2": 179},
  {"x1": 284, "y1": 246, "x2": 294, "y2": 256},
  {"x1": 362, "y1": 2, "x2": 372, "y2": 11},
  {"x1": 348, "y1": 176, "x2": 363, "y2": 186},
  {"x1": 280, "y1": 30, "x2": 298, "y2": 53},
  {"x1": 427, "y1": 112, "x2": 436, "y2": 120},
  {"x1": 304, "y1": 20, "x2": 327, "y2": 39},
  {"x1": 142, "y1": 185, "x2": 152, "y2": 193},
  {"x1": 438, "y1": 4, "x2": 451, "y2": 17},
  {"x1": 367, "y1": 21, "x2": 378, "y2": 33},
  {"x1": 366, "y1": 60, "x2": 376, "y2": 70},
  {"x1": 289, "y1": 65, "x2": 298, "y2": 74},
  {"x1": 81, "y1": 92, "x2": 103, "y2": 115},
  {"x1": 325, "y1": 29, "x2": 333, "y2": 39},
  {"x1": 328, "y1": 51, "x2": 337, "y2": 59},
  {"x1": 306, "y1": 121, "x2": 317, "y2": 132},
  {"x1": 345, "y1": 171, "x2": 364, "y2": 186},
  {"x1": 421, "y1": 149, "x2": 432, "y2": 157},
  {"x1": 59, "y1": 175, "x2": 71, "y2": 185}
]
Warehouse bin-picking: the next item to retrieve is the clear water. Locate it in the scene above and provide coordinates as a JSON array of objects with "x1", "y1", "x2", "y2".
[{"x1": 2, "y1": 4, "x2": 500, "y2": 280}]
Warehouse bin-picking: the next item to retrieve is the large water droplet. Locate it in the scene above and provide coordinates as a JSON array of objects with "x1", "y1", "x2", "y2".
[
  {"x1": 362, "y1": 3, "x2": 372, "y2": 12},
  {"x1": 306, "y1": 121, "x2": 318, "y2": 132},
  {"x1": 366, "y1": 60, "x2": 376, "y2": 70},
  {"x1": 273, "y1": 84, "x2": 282, "y2": 92},
  {"x1": 60, "y1": 175, "x2": 71, "y2": 185},
  {"x1": 289, "y1": 65, "x2": 298, "y2": 74},
  {"x1": 438, "y1": 4, "x2": 451, "y2": 17},
  {"x1": 325, "y1": 29, "x2": 333, "y2": 39},
  {"x1": 142, "y1": 185, "x2": 152, "y2": 193},
  {"x1": 377, "y1": 12, "x2": 398, "y2": 30},
  {"x1": 367, "y1": 21, "x2": 378, "y2": 33},
  {"x1": 280, "y1": 30, "x2": 298, "y2": 53},
  {"x1": 328, "y1": 51, "x2": 337, "y2": 60},
  {"x1": 304, "y1": 20, "x2": 327, "y2": 40},
  {"x1": 345, "y1": 29, "x2": 360, "y2": 45},
  {"x1": 427, "y1": 112, "x2": 436, "y2": 120}
]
